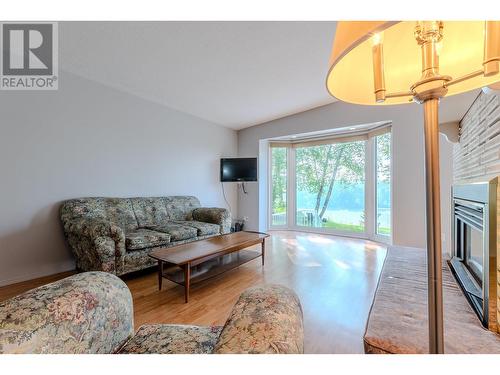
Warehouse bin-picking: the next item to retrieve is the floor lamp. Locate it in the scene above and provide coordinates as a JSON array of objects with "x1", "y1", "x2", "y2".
[{"x1": 326, "y1": 21, "x2": 500, "y2": 354}]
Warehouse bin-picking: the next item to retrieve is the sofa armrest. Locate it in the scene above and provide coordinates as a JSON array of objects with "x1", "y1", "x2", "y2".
[
  {"x1": 192, "y1": 207, "x2": 231, "y2": 234},
  {"x1": 214, "y1": 285, "x2": 304, "y2": 354},
  {"x1": 62, "y1": 218, "x2": 126, "y2": 273},
  {"x1": 64, "y1": 218, "x2": 125, "y2": 245},
  {"x1": 0, "y1": 272, "x2": 134, "y2": 354}
]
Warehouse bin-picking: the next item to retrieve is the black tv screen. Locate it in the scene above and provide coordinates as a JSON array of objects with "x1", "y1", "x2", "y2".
[{"x1": 220, "y1": 158, "x2": 257, "y2": 182}]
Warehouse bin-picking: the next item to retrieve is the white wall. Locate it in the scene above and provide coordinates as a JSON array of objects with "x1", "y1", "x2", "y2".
[
  {"x1": 0, "y1": 71, "x2": 237, "y2": 286},
  {"x1": 237, "y1": 92, "x2": 477, "y2": 251}
]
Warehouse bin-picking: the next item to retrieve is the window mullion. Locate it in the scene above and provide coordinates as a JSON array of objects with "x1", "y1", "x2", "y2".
[
  {"x1": 288, "y1": 146, "x2": 296, "y2": 229},
  {"x1": 365, "y1": 137, "x2": 375, "y2": 238}
]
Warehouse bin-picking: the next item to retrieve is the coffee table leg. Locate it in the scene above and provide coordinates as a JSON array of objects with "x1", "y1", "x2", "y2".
[
  {"x1": 183, "y1": 263, "x2": 191, "y2": 303},
  {"x1": 261, "y1": 239, "x2": 265, "y2": 266},
  {"x1": 158, "y1": 260, "x2": 163, "y2": 291}
]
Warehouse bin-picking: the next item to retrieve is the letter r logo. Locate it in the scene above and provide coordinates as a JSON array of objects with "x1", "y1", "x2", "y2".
[{"x1": 2, "y1": 23, "x2": 53, "y2": 75}]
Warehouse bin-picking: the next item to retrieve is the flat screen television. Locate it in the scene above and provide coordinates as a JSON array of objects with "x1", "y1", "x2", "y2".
[{"x1": 220, "y1": 158, "x2": 257, "y2": 182}]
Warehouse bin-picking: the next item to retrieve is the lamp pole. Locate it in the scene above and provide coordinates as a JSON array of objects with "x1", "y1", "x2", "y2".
[
  {"x1": 422, "y1": 97, "x2": 445, "y2": 353},
  {"x1": 412, "y1": 21, "x2": 448, "y2": 354},
  {"x1": 372, "y1": 21, "x2": 447, "y2": 353}
]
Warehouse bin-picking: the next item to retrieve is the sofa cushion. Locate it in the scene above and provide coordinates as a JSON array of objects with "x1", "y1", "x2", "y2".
[
  {"x1": 164, "y1": 196, "x2": 201, "y2": 221},
  {"x1": 61, "y1": 198, "x2": 108, "y2": 223},
  {"x1": 125, "y1": 229, "x2": 171, "y2": 251},
  {"x1": 61, "y1": 197, "x2": 138, "y2": 231},
  {"x1": 118, "y1": 324, "x2": 223, "y2": 354},
  {"x1": 147, "y1": 222, "x2": 198, "y2": 241},
  {"x1": 130, "y1": 197, "x2": 170, "y2": 227},
  {"x1": 173, "y1": 220, "x2": 220, "y2": 236},
  {"x1": 103, "y1": 198, "x2": 139, "y2": 230}
]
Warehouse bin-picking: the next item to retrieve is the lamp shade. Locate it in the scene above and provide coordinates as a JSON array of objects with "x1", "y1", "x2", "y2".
[{"x1": 326, "y1": 21, "x2": 500, "y2": 105}]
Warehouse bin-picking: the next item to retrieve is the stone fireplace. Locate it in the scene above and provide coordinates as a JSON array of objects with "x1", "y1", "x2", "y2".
[{"x1": 453, "y1": 91, "x2": 500, "y2": 333}]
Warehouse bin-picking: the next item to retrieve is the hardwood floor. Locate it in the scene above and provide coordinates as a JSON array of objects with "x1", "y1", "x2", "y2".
[
  {"x1": 0, "y1": 271, "x2": 77, "y2": 302},
  {"x1": 0, "y1": 231, "x2": 387, "y2": 353}
]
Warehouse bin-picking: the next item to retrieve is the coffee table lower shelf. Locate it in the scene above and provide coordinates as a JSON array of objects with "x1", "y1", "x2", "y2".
[{"x1": 159, "y1": 249, "x2": 262, "y2": 302}]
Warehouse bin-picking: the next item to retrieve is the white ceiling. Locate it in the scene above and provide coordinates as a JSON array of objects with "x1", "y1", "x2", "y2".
[{"x1": 60, "y1": 21, "x2": 338, "y2": 130}]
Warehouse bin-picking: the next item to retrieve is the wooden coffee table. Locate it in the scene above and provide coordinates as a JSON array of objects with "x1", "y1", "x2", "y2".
[{"x1": 149, "y1": 231, "x2": 269, "y2": 303}]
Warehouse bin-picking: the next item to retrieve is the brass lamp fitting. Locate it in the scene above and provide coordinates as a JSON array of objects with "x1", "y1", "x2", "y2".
[
  {"x1": 412, "y1": 21, "x2": 450, "y2": 103},
  {"x1": 372, "y1": 33, "x2": 386, "y2": 103},
  {"x1": 484, "y1": 21, "x2": 500, "y2": 77}
]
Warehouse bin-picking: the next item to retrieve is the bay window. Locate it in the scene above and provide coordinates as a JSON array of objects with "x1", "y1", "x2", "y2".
[{"x1": 268, "y1": 127, "x2": 391, "y2": 242}]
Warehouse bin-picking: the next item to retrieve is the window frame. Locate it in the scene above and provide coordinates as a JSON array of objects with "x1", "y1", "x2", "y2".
[
  {"x1": 268, "y1": 126, "x2": 392, "y2": 244},
  {"x1": 268, "y1": 145, "x2": 289, "y2": 229},
  {"x1": 373, "y1": 131, "x2": 393, "y2": 242}
]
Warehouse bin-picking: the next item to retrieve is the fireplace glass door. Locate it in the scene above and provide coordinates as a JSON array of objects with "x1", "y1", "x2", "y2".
[
  {"x1": 463, "y1": 221, "x2": 484, "y2": 286},
  {"x1": 454, "y1": 199, "x2": 485, "y2": 290}
]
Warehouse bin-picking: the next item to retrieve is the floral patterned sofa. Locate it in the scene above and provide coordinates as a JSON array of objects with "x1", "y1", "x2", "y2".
[
  {"x1": 0, "y1": 272, "x2": 304, "y2": 354},
  {"x1": 60, "y1": 196, "x2": 231, "y2": 275}
]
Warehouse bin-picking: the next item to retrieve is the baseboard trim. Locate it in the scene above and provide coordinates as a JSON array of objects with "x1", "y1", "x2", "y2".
[{"x1": 0, "y1": 261, "x2": 76, "y2": 287}]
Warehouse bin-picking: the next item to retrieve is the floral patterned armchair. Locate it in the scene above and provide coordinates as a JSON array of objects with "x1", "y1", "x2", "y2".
[
  {"x1": 0, "y1": 272, "x2": 303, "y2": 354},
  {"x1": 60, "y1": 196, "x2": 231, "y2": 276}
]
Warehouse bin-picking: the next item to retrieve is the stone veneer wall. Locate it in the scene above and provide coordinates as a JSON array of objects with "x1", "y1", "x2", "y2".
[
  {"x1": 453, "y1": 91, "x2": 500, "y2": 333},
  {"x1": 454, "y1": 92, "x2": 500, "y2": 180}
]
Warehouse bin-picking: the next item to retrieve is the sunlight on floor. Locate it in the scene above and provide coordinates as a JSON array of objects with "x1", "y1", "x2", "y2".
[
  {"x1": 307, "y1": 235, "x2": 335, "y2": 244},
  {"x1": 333, "y1": 259, "x2": 351, "y2": 270},
  {"x1": 365, "y1": 243, "x2": 383, "y2": 250},
  {"x1": 277, "y1": 231, "x2": 386, "y2": 273}
]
